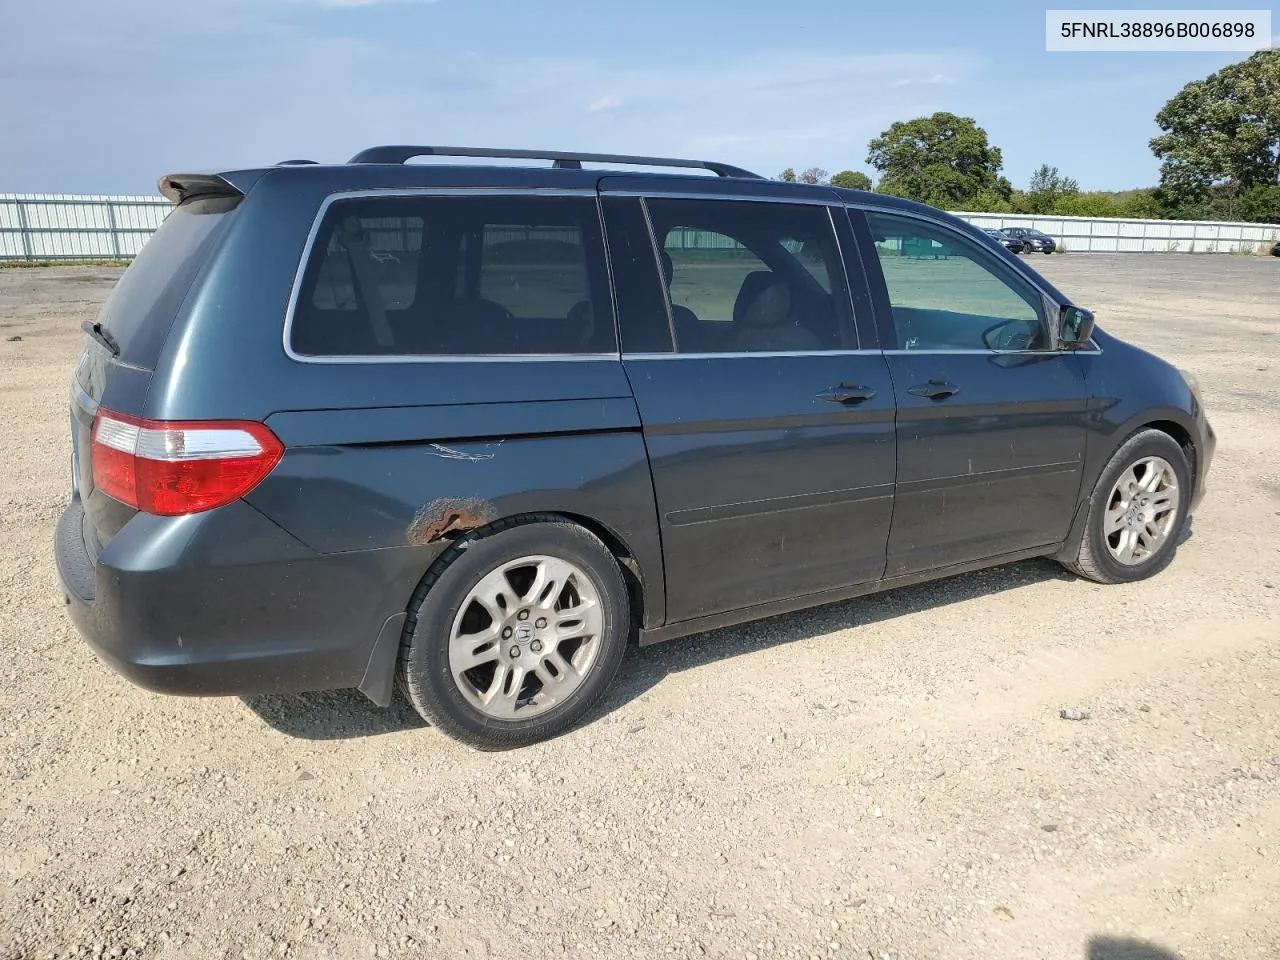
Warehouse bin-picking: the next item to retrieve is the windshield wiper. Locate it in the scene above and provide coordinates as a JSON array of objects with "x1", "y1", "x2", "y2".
[{"x1": 82, "y1": 320, "x2": 120, "y2": 357}]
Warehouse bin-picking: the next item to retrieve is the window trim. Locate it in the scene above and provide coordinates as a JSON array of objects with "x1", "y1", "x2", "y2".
[
  {"x1": 637, "y1": 195, "x2": 679, "y2": 352},
  {"x1": 282, "y1": 187, "x2": 616, "y2": 365},
  {"x1": 851, "y1": 204, "x2": 1100, "y2": 355},
  {"x1": 622, "y1": 349, "x2": 881, "y2": 360}
]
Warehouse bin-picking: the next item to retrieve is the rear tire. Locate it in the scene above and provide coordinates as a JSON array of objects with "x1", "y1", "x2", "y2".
[
  {"x1": 1062, "y1": 429, "x2": 1190, "y2": 584},
  {"x1": 398, "y1": 516, "x2": 630, "y2": 750}
]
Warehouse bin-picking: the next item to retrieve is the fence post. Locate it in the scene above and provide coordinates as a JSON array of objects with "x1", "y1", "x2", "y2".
[
  {"x1": 15, "y1": 199, "x2": 34, "y2": 262},
  {"x1": 106, "y1": 201, "x2": 122, "y2": 260}
]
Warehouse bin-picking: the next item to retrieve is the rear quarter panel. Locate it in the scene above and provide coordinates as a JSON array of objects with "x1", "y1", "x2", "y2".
[{"x1": 245, "y1": 399, "x2": 666, "y2": 626}]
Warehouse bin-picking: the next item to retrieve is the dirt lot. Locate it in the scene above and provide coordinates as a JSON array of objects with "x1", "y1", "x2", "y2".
[{"x1": 1, "y1": 255, "x2": 1278, "y2": 960}]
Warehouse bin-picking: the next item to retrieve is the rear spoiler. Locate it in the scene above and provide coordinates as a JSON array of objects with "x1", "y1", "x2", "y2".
[{"x1": 157, "y1": 169, "x2": 264, "y2": 204}]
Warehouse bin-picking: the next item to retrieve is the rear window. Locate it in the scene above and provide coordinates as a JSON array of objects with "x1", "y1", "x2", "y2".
[
  {"x1": 291, "y1": 195, "x2": 615, "y2": 357},
  {"x1": 96, "y1": 195, "x2": 239, "y2": 368}
]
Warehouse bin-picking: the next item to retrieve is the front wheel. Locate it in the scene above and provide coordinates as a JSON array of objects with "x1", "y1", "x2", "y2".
[
  {"x1": 1061, "y1": 429, "x2": 1190, "y2": 584},
  {"x1": 398, "y1": 517, "x2": 630, "y2": 749}
]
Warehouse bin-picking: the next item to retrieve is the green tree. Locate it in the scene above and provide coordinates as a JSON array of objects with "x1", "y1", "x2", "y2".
[
  {"x1": 1150, "y1": 49, "x2": 1280, "y2": 204},
  {"x1": 970, "y1": 189, "x2": 1015, "y2": 213},
  {"x1": 1051, "y1": 192, "x2": 1123, "y2": 218},
  {"x1": 867, "y1": 112, "x2": 1012, "y2": 209},
  {"x1": 1112, "y1": 189, "x2": 1165, "y2": 219},
  {"x1": 776, "y1": 167, "x2": 797, "y2": 182},
  {"x1": 1025, "y1": 164, "x2": 1079, "y2": 213},
  {"x1": 830, "y1": 170, "x2": 873, "y2": 191},
  {"x1": 1235, "y1": 183, "x2": 1280, "y2": 223}
]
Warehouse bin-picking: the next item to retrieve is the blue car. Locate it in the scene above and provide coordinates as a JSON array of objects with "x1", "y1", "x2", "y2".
[
  {"x1": 1000, "y1": 227, "x2": 1058, "y2": 254},
  {"x1": 56, "y1": 145, "x2": 1214, "y2": 748}
]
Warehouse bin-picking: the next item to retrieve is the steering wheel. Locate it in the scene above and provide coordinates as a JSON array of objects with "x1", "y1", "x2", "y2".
[{"x1": 980, "y1": 318, "x2": 1034, "y2": 351}]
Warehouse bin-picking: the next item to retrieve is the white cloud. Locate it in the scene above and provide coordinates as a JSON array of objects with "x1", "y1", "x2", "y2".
[
  {"x1": 889, "y1": 73, "x2": 955, "y2": 88},
  {"x1": 587, "y1": 95, "x2": 623, "y2": 113}
]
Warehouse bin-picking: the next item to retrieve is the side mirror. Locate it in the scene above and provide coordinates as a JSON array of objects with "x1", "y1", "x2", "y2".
[{"x1": 1059, "y1": 305, "x2": 1095, "y2": 348}]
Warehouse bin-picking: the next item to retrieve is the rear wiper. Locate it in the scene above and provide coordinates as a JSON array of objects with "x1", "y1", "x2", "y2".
[{"x1": 82, "y1": 320, "x2": 120, "y2": 357}]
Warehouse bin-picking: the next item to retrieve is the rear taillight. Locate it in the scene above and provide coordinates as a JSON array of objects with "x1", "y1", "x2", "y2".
[{"x1": 91, "y1": 409, "x2": 283, "y2": 516}]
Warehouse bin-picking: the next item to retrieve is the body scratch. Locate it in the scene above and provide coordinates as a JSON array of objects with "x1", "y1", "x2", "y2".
[{"x1": 430, "y1": 442, "x2": 502, "y2": 462}]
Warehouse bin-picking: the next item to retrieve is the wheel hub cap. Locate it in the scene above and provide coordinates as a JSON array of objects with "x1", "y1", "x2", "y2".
[
  {"x1": 1103, "y1": 455, "x2": 1180, "y2": 566},
  {"x1": 448, "y1": 554, "x2": 604, "y2": 720}
]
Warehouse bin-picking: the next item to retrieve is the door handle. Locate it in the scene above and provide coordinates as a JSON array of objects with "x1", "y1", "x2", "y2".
[
  {"x1": 908, "y1": 378, "x2": 960, "y2": 400},
  {"x1": 818, "y1": 382, "x2": 877, "y2": 404}
]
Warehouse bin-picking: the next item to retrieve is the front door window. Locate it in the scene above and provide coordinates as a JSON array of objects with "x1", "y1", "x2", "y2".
[{"x1": 866, "y1": 213, "x2": 1050, "y2": 352}]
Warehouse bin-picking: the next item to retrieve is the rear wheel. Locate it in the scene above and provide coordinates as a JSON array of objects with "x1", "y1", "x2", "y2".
[
  {"x1": 1062, "y1": 429, "x2": 1190, "y2": 584},
  {"x1": 398, "y1": 517, "x2": 630, "y2": 749}
]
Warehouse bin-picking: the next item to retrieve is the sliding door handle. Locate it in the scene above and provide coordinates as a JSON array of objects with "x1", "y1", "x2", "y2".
[
  {"x1": 908, "y1": 378, "x2": 960, "y2": 400},
  {"x1": 818, "y1": 382, "x2": 877, "y2": 404}
]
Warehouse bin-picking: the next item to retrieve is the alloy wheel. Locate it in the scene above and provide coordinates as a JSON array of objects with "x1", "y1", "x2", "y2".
[
  {"x1": 448, "y1": 555, "x2": 604, "y2": 720},
  {"x1": 1103, "y1": 456, "x2": 1180, "y2": 565}
]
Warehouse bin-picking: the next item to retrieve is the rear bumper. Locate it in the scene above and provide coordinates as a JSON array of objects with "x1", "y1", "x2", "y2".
[{"x1": 55, "y1": 497, "x2": 424, "y2": 699}]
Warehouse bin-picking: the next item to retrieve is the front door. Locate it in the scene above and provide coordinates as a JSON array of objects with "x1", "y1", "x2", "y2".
[
  {"x1": 854, "y1": 209, "x2": 1090, "y2": 577},
  {"x1": 601, "y1": 189, "x2": 897, "y2": 623}
]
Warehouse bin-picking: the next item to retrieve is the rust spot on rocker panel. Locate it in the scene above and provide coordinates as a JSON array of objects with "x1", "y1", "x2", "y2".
[{"x1": 408, "y1": 497, "x2": 498, "y2": 545}]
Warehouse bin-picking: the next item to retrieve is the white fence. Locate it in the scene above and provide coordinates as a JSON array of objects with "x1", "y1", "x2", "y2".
[
  {"x1": 1, "y1": 193, "x2": 1277, "y2": 261},
  {"x1": 954, "y1": 212, "x2": 1279, "y2": 255},
  {"x1": 0, "y1": 194, "x2": 171, "y2": 261}
]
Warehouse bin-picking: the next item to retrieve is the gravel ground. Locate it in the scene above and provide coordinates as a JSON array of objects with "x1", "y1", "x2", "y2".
[{"x1": 1, "y1": 255, "x2": 1278, "y2": 960}]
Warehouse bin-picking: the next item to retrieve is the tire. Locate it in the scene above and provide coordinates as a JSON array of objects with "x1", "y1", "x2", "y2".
[
  {"x1": 1061, "y1": 429, "x2": 1191, "y2": 584},
  {"x1": 398, "y1": 516, "x2": 630, "y2": 750}
]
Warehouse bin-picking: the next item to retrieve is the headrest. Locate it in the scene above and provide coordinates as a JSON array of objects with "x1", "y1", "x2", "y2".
[
  {"x1": 733, "y1": 271, "x2": 780, "y2": 324},
  {"x1": 738, "y1": 281, "x2": 792, "y2": 329},
  {"x1": 567, "y1": 299, "x2": 595, "y2": 347},
  {"x1": 659, "y1": 249, "x2": 674, "y2": 286}
]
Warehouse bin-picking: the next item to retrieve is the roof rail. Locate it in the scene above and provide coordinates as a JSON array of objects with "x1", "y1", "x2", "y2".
[{"x1": 347, "y1": 145, "x2": 762, "y2": 179}]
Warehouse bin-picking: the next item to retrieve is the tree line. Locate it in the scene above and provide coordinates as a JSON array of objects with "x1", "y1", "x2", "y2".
[{"x1": 778, "y1": 49, "x2": 1278, "y2": 224}]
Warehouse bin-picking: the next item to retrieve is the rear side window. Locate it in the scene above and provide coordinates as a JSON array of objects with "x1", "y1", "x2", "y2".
[
  {"x1": 96, "y1": 195, "x2": 239, "y2": 369},
  {"x1": 291, "y1": 195, "x2": 615, "y2": 357},
  {"x1": 644, "y1": 198, "x2": 855, "y2": 354},
  {"x1": 477, "y1": 226, "x2": 592, "y2": 320},
  {"x1": 310, "y1": 217, "x2": 422, "y2": 311}
]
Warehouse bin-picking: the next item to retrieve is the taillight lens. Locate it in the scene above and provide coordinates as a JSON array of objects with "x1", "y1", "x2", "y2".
[{"x1": 91, "y1": 409, "x2": 283, "y2": 516}]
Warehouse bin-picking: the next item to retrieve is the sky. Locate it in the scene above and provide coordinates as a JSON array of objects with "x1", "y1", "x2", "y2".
[{"x1": 0, "y1": 0, "x2": 1271, "y2": 196}]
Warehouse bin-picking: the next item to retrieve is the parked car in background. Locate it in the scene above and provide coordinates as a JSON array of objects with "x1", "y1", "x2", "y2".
[
  {"x1": 56, "y1": 145, "x2": 1214, "y2": 749},
  {"x1": 1271, "y1": 239, "x2": 1279, "y2": 256},
  {"x1": 983, "y1": 228, "x2": 1024, "y2": 254},
  {"x1": 1000, "y1": 227, "x2": 1057, "y2": 254}
]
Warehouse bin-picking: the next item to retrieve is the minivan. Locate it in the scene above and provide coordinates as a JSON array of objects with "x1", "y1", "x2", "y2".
[{"x1": 56, "y1": 146, "x2": 1215, "y2": 749}]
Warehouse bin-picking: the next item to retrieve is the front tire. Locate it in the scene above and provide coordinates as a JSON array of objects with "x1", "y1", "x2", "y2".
[
  {"x1": 398, "y1": 517, "x2": 630, "y2": 749},
  {"x1": 1062, "y1": 429, "x2": 1190, "y2": 584}
]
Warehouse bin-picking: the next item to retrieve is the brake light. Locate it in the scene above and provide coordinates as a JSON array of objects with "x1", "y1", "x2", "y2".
[{"x1": 91, "y1": 409, "x2": 283, "y2": 516}]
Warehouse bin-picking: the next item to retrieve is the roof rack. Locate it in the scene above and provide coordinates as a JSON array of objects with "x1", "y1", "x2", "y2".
[{"x1": 346, "y1": 145, "x2": 762, "y2": 179}]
